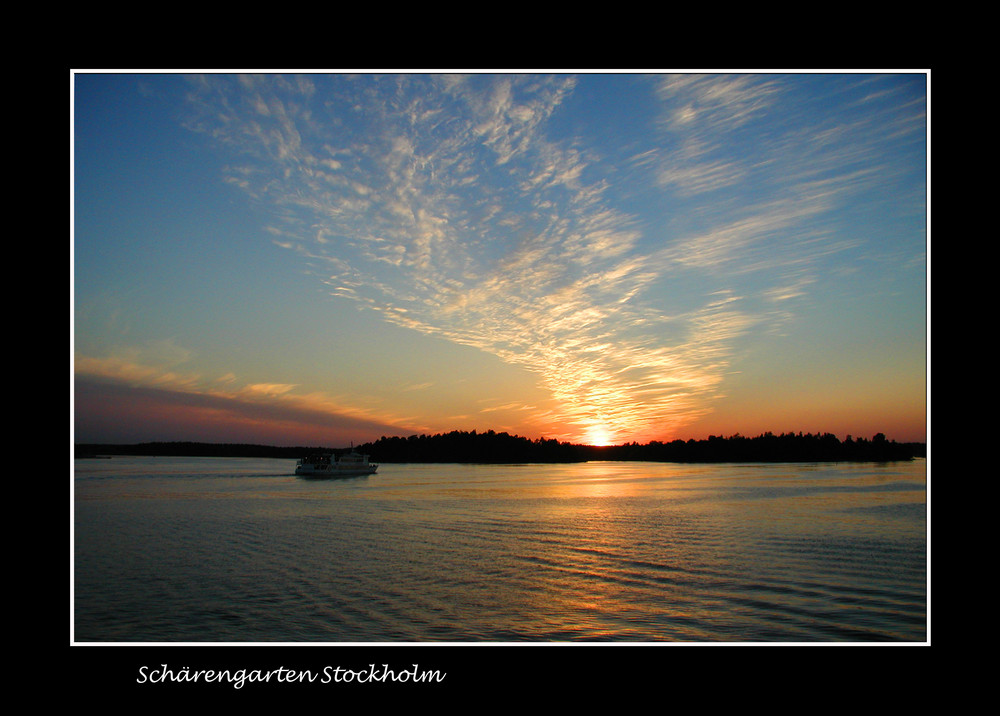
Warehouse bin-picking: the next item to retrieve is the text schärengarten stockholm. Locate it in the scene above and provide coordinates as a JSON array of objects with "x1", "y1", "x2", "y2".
[{"x1": 137, "y1": 664, "x2": 446, "y2": 689}]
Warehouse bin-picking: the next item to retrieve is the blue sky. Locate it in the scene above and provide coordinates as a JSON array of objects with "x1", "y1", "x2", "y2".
[{"x1": 72, "y1": 72, "x2": 928, "y2": 447}]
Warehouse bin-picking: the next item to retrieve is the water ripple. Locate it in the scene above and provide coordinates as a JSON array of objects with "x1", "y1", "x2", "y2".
[{"x1": 74, "y1": 458, "x2": 927, "y2": 642}]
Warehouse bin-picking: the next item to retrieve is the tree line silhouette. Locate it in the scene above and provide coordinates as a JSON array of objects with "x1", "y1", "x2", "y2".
[
  {"x1": 355, "y1": 430, "x2": 923, "y2": 463},
  {"x1": 77, "y1": 430, "x2": 924, "y2": 463}
]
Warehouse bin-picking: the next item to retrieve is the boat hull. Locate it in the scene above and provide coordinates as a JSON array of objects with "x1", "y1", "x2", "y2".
[
  {"x1": 295, "y1": 449, "x2": 378, "y2": 479},
  {"x1": 295, "y1": 466, "x2": 378, "y2": 479}
]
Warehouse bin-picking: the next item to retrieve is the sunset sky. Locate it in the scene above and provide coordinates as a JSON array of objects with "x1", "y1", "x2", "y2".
[{"x1": 72, "y1": 71, "x2": 928, "y2": 447}]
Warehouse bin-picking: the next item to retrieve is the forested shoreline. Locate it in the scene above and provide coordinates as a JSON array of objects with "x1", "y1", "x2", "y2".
[{"x1": 76, "y1": 429, "x2": 925, "y2": 463}]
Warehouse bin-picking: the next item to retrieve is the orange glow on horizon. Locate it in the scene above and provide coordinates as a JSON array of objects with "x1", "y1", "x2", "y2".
[{"x1": 585, "y1": 426, "x2": 614, "y2": 447}]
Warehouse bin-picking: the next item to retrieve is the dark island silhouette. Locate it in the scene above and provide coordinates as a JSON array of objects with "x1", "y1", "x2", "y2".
[{"x1": 76, "y1": 429, "x2": 924, "y2": 463}]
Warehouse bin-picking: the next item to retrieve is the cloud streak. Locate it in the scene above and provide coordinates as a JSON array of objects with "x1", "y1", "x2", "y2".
[
  {"x1": 75, "y1": 344, "x2": 428, "y2": 442},
  {"x1": 172, "y1": 72, "x2": 925, "y2": 444}
]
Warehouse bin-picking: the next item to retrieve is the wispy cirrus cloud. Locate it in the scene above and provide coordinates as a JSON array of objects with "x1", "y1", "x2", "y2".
[{"x1": 172, "y1": 72, "x2": 923, "y2": 444}]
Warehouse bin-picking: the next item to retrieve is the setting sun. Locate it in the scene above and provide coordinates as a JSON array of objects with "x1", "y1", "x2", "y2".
[{"x1": 586, "y1": 426, "x2": 614, "y2": 447}]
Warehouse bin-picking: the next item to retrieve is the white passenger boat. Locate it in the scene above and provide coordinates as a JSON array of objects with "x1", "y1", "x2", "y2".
[{"x1": 295, "y1": 448, "x2": 378, "y2": 478}]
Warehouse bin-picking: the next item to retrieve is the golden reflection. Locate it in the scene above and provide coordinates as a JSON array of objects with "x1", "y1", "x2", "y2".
[
  {"x1": 509, "y1": 466, "x2": 724, "y2": 640},
  {"x1": 539, "y1": 462, "x2": 655, "y2": 500}
]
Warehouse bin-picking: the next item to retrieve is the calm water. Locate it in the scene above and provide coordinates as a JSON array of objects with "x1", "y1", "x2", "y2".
[{"x1": 73, "y1": 457, "x2": 927, "y2": 643}]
